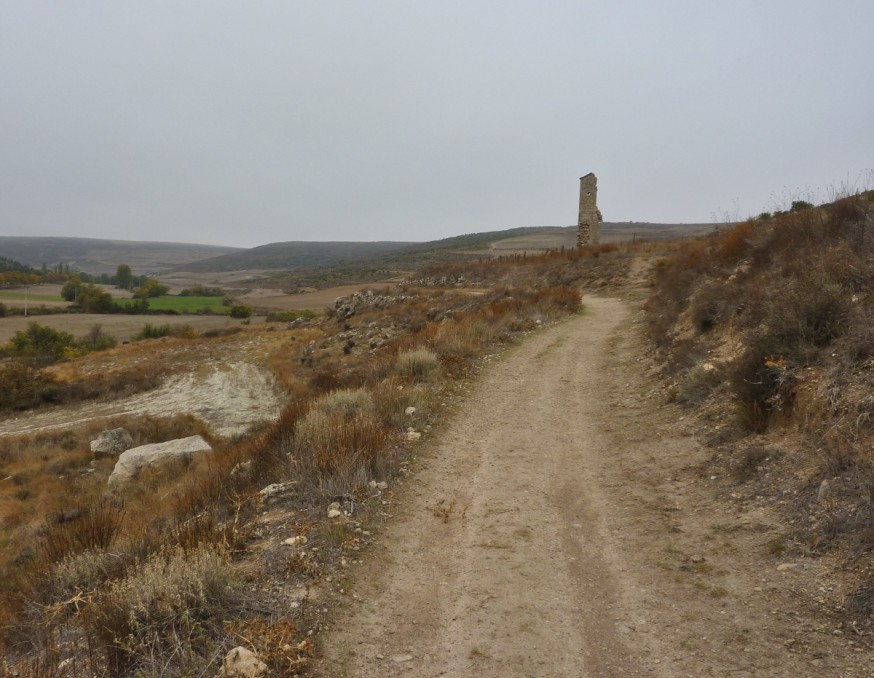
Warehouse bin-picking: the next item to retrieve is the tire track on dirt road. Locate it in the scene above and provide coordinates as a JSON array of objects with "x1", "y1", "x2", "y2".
[{"x1": 318, "y1": 296, "x2": 660, "y2": 677}]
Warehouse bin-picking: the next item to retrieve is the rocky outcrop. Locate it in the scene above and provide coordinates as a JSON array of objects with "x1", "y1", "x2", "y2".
[
  {"x1": 334, "y1": 289, "x2": 412, "y2": 322},
  {"x1": 90, "y1": 427, "x2": 133, "y2": 458},
  {"x1": 108, "y1": 435, "x2": 213, "y2": 487}
]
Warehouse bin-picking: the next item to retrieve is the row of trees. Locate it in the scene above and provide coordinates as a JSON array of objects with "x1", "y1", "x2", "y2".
[
  {"x1": 59, "y1": 274, "x2": 171, "y2": 313},
  {"x1": 0, "y1": 258, "x2": 149, "y2": 290}
]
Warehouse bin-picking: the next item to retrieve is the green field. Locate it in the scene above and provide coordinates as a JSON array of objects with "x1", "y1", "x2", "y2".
[
  {"x1": 127, "y1": 295, "x2": 228, "y2": 314},
  {"x1": 0, "y1": 290, "x2": 64, "y2": 302}
]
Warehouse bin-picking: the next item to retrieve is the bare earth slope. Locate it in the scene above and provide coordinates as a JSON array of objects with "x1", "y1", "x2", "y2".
[{"x1": 317, "y1": 296, "x2": 871, "y2": 677}]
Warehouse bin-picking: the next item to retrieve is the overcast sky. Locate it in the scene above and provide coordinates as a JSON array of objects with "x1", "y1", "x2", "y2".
[{"x1": 1, "y1": 2, "x2": 872, "y2": 248}]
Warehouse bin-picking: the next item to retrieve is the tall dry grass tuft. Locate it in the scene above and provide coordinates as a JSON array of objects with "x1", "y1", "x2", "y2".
[
  {"x1": 395, "y1": 348, "x2": 441, "y2": 383},
  {"x1": 291, "y1": 392, "x2": 392, "y2": 499},
  {"x1": 38, "y1": 499, "x2": 124, "y2": 565},
  {"x1": 85, "y1": 545, "x2": 236, "y2": 676}
]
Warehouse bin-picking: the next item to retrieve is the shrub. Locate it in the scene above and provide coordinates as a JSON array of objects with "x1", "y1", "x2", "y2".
[
  {"x1": 133, "y1": 278, "x2": 170, "y2": 299},
  {"x1": 292, "y1": 400, "x2": 391, "y2": 498},
  {"x1": 135, "y1": 323, "x2": 170, "y2": 340},
  {"x1": 85, "y1": 545, "x2": 236, "y2": 675},
  {"x1": 768, "y1": 278, "x2": 849, "y2": 350},
  {"x1": 6, "y1": 322, "x2": 78, "y2": 365},
  {"x1": 38, "y1": 500, "x2": 124, "y2": 566},
  {"x1": 229, "y1": 305, "x2": 253, "y2": 319},
  {"x1": 714, "y1": 219, "x2": 755, "y2": 266},
  {"x1": 179, "y1": 286, "x2": 223, "y2": 297},
  {"x1": 318, "y1": 388, "x2": 374, "y2": 418},
  {"x1": 395, "y1": 348, "x2": 440, "y2": 382},
  {"x1": 730, "y1": 340, "x2": 796, "y2": 433},
  {"x1": 265, "y1": 309, "x2": 317, "y2": 322},
  {"x1": 74, "y1": 284, "x2": 115, "y2": 313},
  {"x1": 674, "y1": 364, "x2": 722, "y2": 405},
  {"x1": 372, "y1": 379, "x2": 432, "y2": 431},
  {"x1": 0, "y1": 362, "x2": 61, "y2": 411},
  {"x1": 791, "y1": 200, "x2": 814, "y2": 212},
  {"x1": 83, "y1": 324, "x2": 117, "y2": 351},
  {"x1": 134, "y1": 323, "x2": 197, "y2": 340},
  {"x1": 48, "y1": 549, "x2": 131, "y2": 608},
  {"x1": 688, "y1": 280, "x2": 728, "y2": 333}
]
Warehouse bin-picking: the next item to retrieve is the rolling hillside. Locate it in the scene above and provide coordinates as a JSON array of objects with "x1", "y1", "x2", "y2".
[{"x1": 0, "y1": 237, "x2": 240, "y2": 275}]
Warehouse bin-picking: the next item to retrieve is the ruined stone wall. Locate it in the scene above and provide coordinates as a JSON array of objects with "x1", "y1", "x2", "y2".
[{"x1": 577, "y1": 173, "x2": 602, "y2": 247}]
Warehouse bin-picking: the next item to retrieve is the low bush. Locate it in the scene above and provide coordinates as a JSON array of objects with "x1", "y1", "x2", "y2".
[
  {"x1": 291, "y1": 395, "x2": 392, "y2": 498},
  {"x1": 38, "y1": 499, "x2": 125, "y2": 565},
  {"x1": 229, "y1": 304, "x2": 253, "y2": 319},
  {"x1": 673, "y1": 364, "x2": 722, "y2": 405},
  {"x1": 0, "y1": 362, "x2": 62, "y2": 411},
  {"x1": 85, "y1": 545, "x2": 236, "y2": 675},
  {"x1": 134, "y1": 323, "x2": 197, "y2": 340},
  {"x1": 265, "y1": 309, "x2": 317, "y2": 323},
  {"x1": 395, "y1": 348, "x2": 441, "y2": 383}
]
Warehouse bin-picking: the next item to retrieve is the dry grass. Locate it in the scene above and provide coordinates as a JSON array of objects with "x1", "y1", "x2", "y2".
[
  {"x1": 1, "y1": 243, "x2": 617, "y2": 670},
  {"x1": 290, "y1": 399, "x2": 392, "y2": 499},
  {"x1": 85, "y1": 545, "x2": 236, "y2": 676},
  {"x1": 646, "y1": 191, "x2": 874, "y2": 620},
  {"x1": 395, "y1": 348, "x2": 441, "y2": 383}
]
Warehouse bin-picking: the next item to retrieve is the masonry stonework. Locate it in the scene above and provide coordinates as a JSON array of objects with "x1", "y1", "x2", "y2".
[{"x1": 577, "y1": 172, "x2": 602, "y2": 247}]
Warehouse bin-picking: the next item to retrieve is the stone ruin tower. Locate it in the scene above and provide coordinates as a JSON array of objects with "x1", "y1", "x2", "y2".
[{"x1": 577, "y1": 172, "x2": 602, "y2": 247}]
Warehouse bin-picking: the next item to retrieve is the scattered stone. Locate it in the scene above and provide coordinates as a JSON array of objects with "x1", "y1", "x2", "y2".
[
  {"x1": 405, "y1": 406, "x2": 417, "y2": 416},
  {"x1": 90, "y1": 427, "x2": 133, "y2": 458},
  {"x1": 283, "y1": 535, "x2": 308, "y2": 546},
  {"x1": 108, "y1": 435, "x2": 212, "y2": 487},
  {"x1": 392, "y1": 654, "x2": 414, "y2": 663},
  {"x1": 777, "y1": 563, "x2": 798, "y2": 572},
  {"x1": 406, "y1": 428, "x2": 422, "y2": 442},
  {"x1": 690, "y1": 555, "x2": 706, "y2": 564},
  {"x1": 259, "y1": 481, "x2": 297, "y2": 503},
  {"x1": 369, "y1": 480, "x2": 389, "y2": 490},
  {"x1": 222, "y1": 646, "x2": 267, "y2": 677},
  {"x1": 327, "y1": 501, "x2": 343, "y2": 519}
]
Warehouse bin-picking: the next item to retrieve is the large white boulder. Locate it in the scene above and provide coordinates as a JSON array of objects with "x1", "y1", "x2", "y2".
[{"x1": 108, "y1": 435, "x2": 212, "y2": 487}]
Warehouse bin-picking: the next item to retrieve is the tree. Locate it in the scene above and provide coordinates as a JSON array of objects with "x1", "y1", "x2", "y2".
[
  {"x1": 61, "y1": 274, "x2": 83, "y2": 302},
  {"x1": 74, "y1": 284, "x2": 115, "y2": 313},
  {"x1": 229, "y1": 304, "x2": 253, "y2": 318},
  {"x1": 134, "y1": 278, "x2": 170, "y2": 299},
  {"x1": 115, "y1": 264, "x2": 133, "y2": 290}
]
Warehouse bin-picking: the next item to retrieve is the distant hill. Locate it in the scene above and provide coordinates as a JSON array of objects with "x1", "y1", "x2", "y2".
[
  {"x1": 0, "y1": 237, "x2": 240, "y2": 275},
  {"x1": 177, "y1": 226, "x2": 594, "y2": 274},
  {"x1": 1, "y1": 222, "x2": 716, "y2": 280},
  {"x1": 176, "y1": 241, "x2": 417, "y2": 273}
]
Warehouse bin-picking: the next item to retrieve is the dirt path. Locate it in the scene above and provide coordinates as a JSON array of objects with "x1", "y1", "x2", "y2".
[{"x1": 316, "y1": 295, "x2": 871, "y2": 677}]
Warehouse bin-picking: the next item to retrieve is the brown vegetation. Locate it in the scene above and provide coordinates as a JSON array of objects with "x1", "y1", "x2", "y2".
[
  {"x1": 0, "y1": 245, "x2": 628, "y2": 675},
  {"x1": 646, "y1": 191, "x2": 874, "y2": 625}
]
